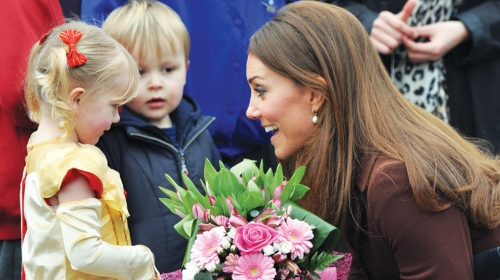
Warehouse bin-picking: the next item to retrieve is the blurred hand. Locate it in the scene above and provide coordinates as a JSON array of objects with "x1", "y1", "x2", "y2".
[
  {"x1": 402, "y1": 21, "x2": 470, "y2": 63},
  {"x1": 370, "y1": 0, "x2": 417, "y2": 54}
]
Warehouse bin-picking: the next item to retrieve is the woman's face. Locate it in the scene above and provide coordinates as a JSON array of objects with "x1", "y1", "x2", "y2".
[{"x1": 246, "y1": 54, "x2": 316, "y2": 160}]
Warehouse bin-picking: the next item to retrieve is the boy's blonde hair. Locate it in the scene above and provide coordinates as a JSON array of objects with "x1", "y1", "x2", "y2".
[
  {"x1": 102, "y1": 0, "x2": 190, "y2": 63},
  {"x1": 25, "y1": 21, "x2": 139, "y2": 140}
]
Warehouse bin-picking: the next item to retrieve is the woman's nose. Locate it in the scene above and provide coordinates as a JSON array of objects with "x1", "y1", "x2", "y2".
[{"x1": 246, "y1": 96, "x2": 260, "y2": 120}]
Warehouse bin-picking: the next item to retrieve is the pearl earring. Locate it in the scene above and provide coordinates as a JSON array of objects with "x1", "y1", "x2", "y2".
[{"x1": 312, "y1": 108, "x2": 318, "y2": 124}]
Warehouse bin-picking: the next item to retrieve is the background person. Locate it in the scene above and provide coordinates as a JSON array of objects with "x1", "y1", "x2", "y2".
[
  {"x1": 333, "y1": 0, "x2": 500, "y2": 154},
  {"x1": 0, "y1": 1, "x2": 64, "y2": 279}
]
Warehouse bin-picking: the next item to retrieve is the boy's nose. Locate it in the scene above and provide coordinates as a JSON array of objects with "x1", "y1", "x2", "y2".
[{"x1": 148, "y1": 72, "x2": 163, "y2": 90}]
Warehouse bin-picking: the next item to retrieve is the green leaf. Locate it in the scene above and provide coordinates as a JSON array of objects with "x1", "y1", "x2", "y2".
[
  {"x1": 230, "y1": 158, "x2": 258, "y2": 177},
  {"x1": 247, "y1": 180, "x2": 261, "y2": 196},
  {"x1": 182, "y1": 218, "x2": 202, "y2": 266},
  {"x1": 158, "y1": 186, "x2": 178, "y2": 200},
  {"x1": 208, "y1": 205, "x2": 223, "y2": 217},
  {"x1": 243, "y1": 192, "x2": 264, "y2": 210},
  {"x1": 310, "y1": 251, "x2": 343, "y2": 272},
  {"x1": 193, "y1": 273, "x2": 214, "y2": 280},
  {"x1": 173, "y1": 214, "x2": 195, "y2": 239},
  {"x1": 164, "y1": 173, "x2": 187, "y2": 198},
  {"x1": 213, "y1": 168, "x2": 245, "y2": 197},
  {"x1": 288, "y1": 184, "x2": 310, "y2": 202},
  {"x1": 181, "y1": 173, "x2": 210, "y2": 209},
  {"x1": 159, "y1": 198, "x2": 186, "y2": 216},
  {"x1": 214, "y1": 196, "x2": 230, "y2": 216},
  {"x1": 288, "y1": 165, "x2": 306, "y2": 185},
  {"x1": 271, "y1": 163, "x2": 284, "y2": 193},
  {"x1": 200, "y1": 180, "x2": 214, "y2": 199},
  {"x1": 203, "y1": 158, "x2": 218, "y2": 190},
  {"x1": 229, "y1": 194, "x2": 244, "y2": 214},
  {"x1": 309, "y1": 270, "x2": 321, "y2": 279},
  {"x1": 183, "y1": 192, "x2": 202, "y2": 216}
]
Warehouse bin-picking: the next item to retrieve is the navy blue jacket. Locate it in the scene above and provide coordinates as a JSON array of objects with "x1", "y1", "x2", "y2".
[{"x1": 96, "y1": 95, "x2": 220, "y2": 273}]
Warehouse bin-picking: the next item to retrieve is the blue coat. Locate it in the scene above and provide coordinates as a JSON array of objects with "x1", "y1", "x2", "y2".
[{"x1": 96, "y1": 95, "x2": 220, "y2": 273}]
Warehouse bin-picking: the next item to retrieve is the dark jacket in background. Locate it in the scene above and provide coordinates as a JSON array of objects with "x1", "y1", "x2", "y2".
[
  {"x1": 96, "y1": 95, "x2": 221, "y2": 273},
  {"x1": 334, "y1": 0, "x2": 500, "y2": 154}
]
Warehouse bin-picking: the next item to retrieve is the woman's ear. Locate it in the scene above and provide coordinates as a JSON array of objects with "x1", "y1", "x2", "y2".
[
  {"x1": 69, "y1": 87, "x2": 85, "y2": 112},
  {"x1": 310, "y1": 76, "x2": 326, "y2": 110}
]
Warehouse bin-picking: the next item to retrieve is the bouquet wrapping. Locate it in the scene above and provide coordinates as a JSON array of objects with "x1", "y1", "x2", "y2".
[{"x1": 160, "y1": 159, "x2": 341, "y2": 280}]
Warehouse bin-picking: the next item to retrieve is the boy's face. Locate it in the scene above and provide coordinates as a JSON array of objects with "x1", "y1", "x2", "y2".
[{"x1": 126, "y1": 39, "x2": 188, "y2": 128}]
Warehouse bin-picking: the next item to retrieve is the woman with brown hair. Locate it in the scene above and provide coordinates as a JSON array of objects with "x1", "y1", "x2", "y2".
[{"x1": 246, "y1": 1, "x2": 500, "y2": 279}]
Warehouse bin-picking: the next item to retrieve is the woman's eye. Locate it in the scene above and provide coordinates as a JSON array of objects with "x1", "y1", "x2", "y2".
[
  {"x1": 138, "y1": 68, "x2": 145, "y2": 75},
  {"x1": 255, "y1": 86, "x2": 266, "y2": 98}
]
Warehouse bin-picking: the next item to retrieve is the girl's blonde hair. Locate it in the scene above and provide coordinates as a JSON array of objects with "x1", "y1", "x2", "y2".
[
  {"x1": 249, "y1": 2, "x2": 500, "y2": 234},
  {"x1": 25, "y1": 21, "x2": 138, "y2": 140},
  {"x1": 102, "y1": 0, "x2": 190, "y2": 64}
]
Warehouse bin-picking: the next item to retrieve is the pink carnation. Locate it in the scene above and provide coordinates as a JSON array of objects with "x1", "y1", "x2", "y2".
[
  {"x1": 190, "y1": 229, "x2": 224, "y2": 268},
  {"x1": 232, "y1": 253, "x2": 276, "y2": 280},
  {"x1": 277, "y1": 218, "x2": 313, "y2": 260},
  {"x1": 234, "y1": 222, "x2": 280, "y2": 255}
]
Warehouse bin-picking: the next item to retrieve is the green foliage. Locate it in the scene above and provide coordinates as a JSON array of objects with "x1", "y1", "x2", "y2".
[{"x1": 306, "y1": 252, "x2": 344, "y2": 279}]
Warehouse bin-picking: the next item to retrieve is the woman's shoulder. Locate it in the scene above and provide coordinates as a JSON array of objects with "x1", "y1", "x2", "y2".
[{"x1": 355, "y1": 154, "x2": 409, "y2": 192}]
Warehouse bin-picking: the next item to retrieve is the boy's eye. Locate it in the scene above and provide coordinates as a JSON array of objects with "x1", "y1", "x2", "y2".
[
  {"x1": 255, "y1": 86, "x2": 266, "y2": 98},
  {"x1": 162, "y1": 67, "x2": 174, "y2": 73},
  {"x1": 138, "y1": 68, "x2": 145, "y2": 75}
]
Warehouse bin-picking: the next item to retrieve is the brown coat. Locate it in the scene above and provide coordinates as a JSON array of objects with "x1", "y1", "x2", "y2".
[{"x1": 348, "y1": 155, "x2": 500, "y2": 279}]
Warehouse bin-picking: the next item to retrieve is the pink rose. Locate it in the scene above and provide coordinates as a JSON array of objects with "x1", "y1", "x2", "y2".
[{"x1": 234, "y1": 222, "x2": 280, "y2": 255}]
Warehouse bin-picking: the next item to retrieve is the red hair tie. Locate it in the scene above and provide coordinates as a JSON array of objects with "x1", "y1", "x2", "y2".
[{"x1": 58, "y1": 29, "x2": 88, "y2": 67}]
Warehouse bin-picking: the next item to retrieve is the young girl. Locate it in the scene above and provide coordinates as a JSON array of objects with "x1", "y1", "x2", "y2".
[{"x1": 21, "y1": 21, "x2": 159, "y2": 279}]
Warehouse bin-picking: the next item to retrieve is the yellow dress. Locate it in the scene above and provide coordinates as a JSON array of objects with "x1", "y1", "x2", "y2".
[{"x1": 21, "y1": 140, "x2": 159, "y2": 280}]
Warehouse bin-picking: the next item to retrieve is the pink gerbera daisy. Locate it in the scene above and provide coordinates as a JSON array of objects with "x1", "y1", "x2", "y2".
[
  {"x1": 190, "y1": 229, "x2": 224, "y2": 268},
  {"x1": 232, "y1": 253, "x2": 276, "y2": 280},
  {"x1": 277, "y1": 218, "x2": 314, "y2": 260}
]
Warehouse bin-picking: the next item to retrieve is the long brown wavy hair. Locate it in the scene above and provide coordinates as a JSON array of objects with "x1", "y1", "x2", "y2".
[{"x1": 248, "y1": 1, "x2": 500, "y2": 238}]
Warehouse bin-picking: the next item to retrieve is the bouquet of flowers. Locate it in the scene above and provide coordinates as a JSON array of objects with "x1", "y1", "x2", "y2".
[{"x1": 160, "y1": 159, "x2": 341, "y2": 280}]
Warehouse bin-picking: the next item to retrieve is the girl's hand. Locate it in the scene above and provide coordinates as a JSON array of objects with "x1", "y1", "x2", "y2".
[
  {"x1": 370, "y1": 0, "x2": 417, "y2": 54},
  {"x1": 402, "y1": 21, "x2": 470, "y2": 63}
]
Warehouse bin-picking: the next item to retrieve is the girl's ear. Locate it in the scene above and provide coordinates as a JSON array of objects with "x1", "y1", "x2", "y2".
[{"x1": 69, "y1": 87, "x2": 85, "y2": 112}]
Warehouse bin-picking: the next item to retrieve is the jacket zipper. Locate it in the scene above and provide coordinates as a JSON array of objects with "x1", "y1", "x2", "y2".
[{"x1": 129, "y1": 117, "x2": 215, "y2": 178}]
